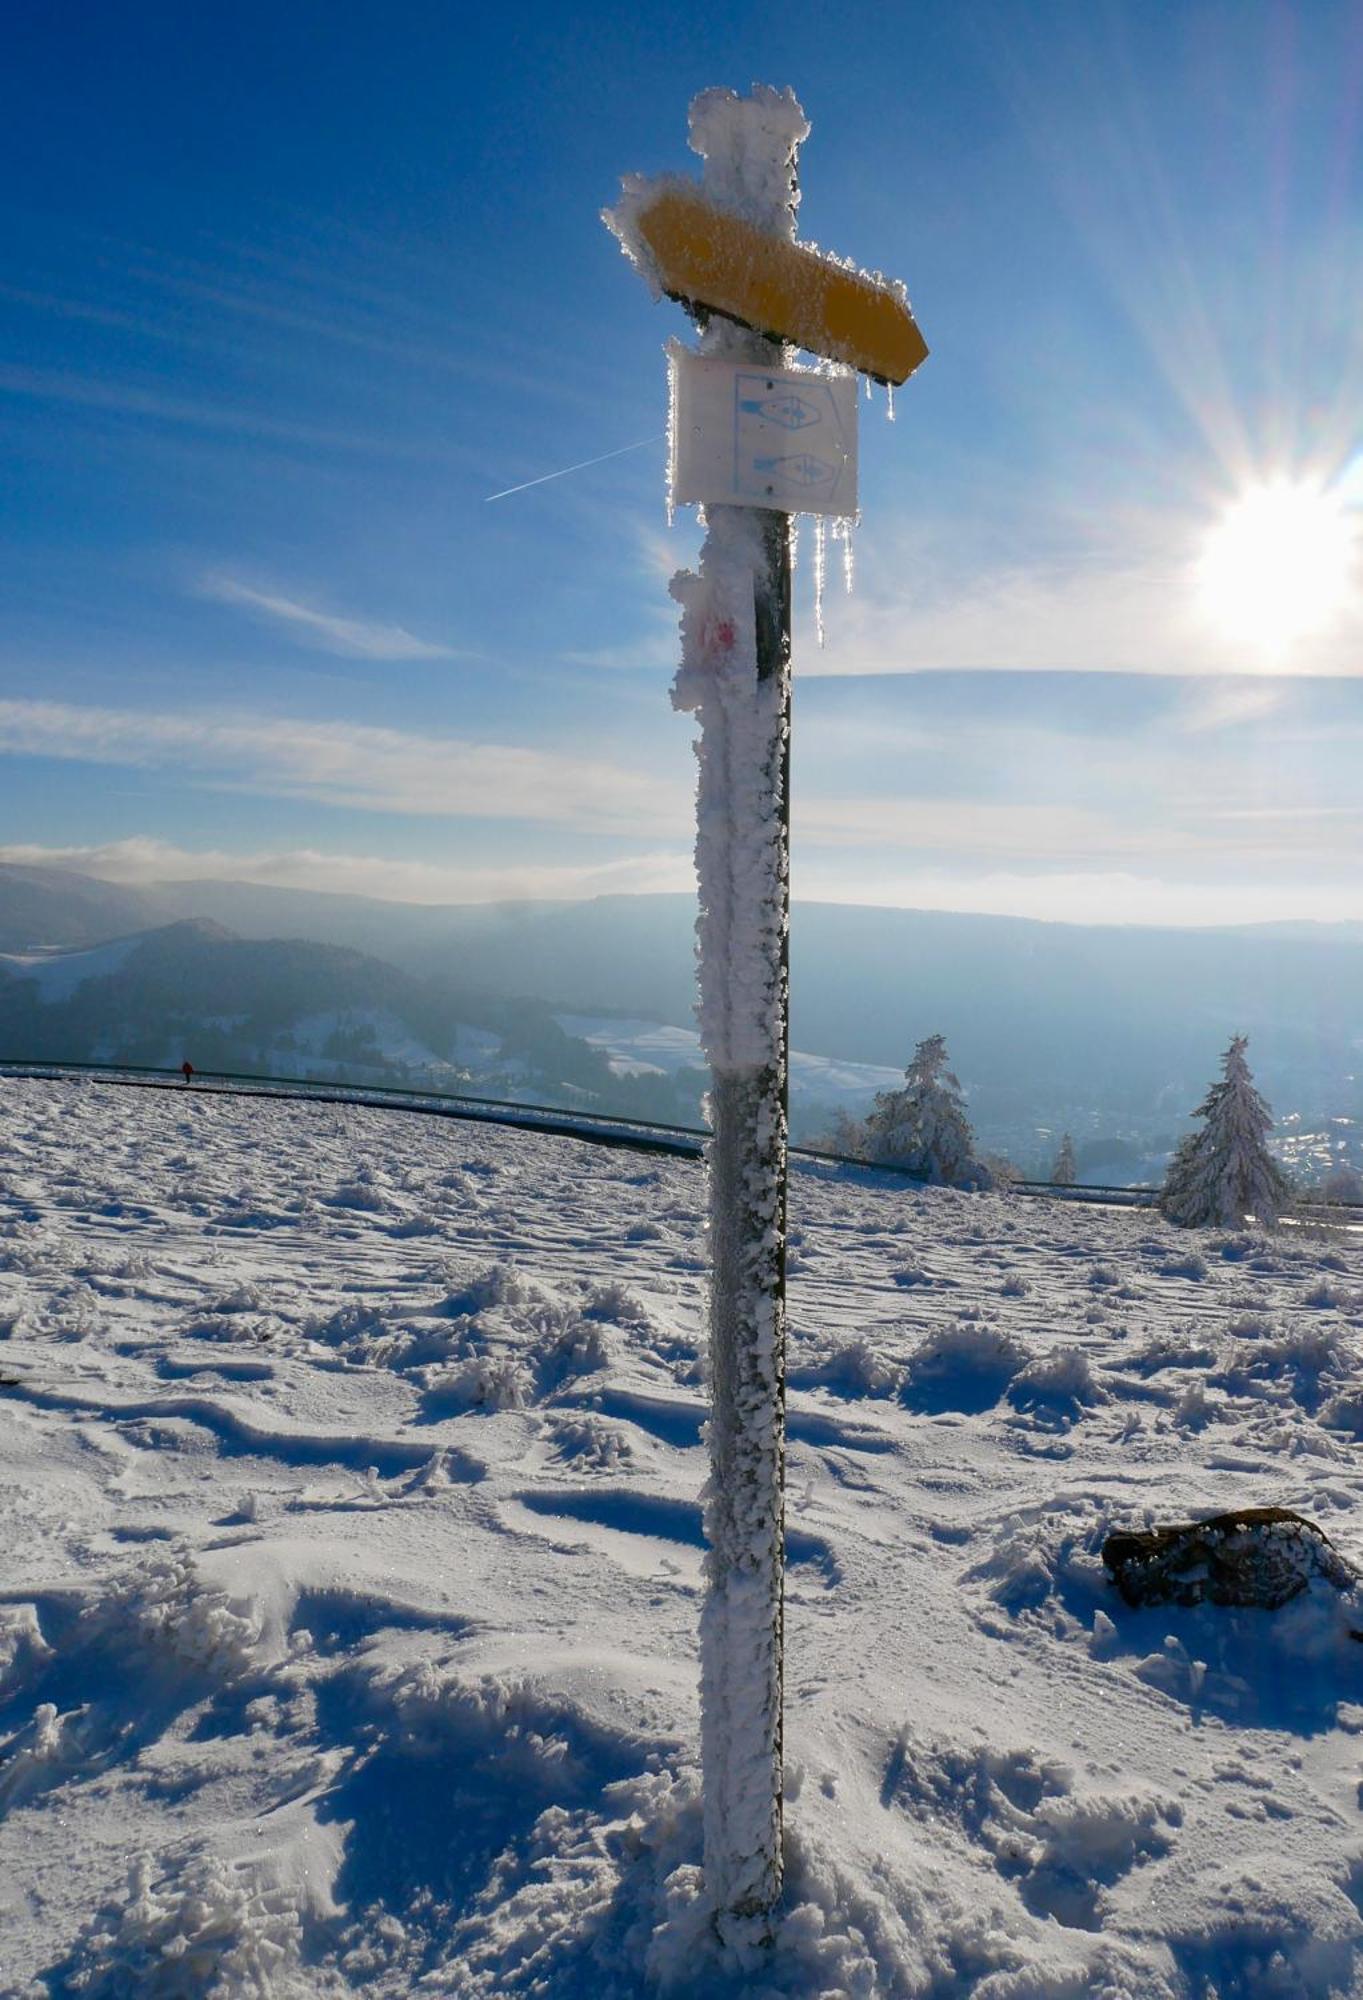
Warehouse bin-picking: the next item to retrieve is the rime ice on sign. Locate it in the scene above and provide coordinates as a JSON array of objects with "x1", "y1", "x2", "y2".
[
  {"x1": 670, "y1": 350, "x2": 858, "y2": 516},
  {"x1": 610, "y1": 180, "x2": 928, "y2": 385}
]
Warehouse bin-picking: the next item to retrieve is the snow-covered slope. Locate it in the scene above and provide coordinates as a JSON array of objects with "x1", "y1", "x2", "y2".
[
  {"x1": 557, "y1": 1011, "x2": 902, "y2": 1109},
  {"x1": 281, "y1": 1007, "x2": 501, "y2": 1077},
  {"x1": 2, "y1": 1078, "x2": 1363, "y2": 1994},
  {"x1": 0, "y1": 934, "x2": 142, "y2": 1001}
]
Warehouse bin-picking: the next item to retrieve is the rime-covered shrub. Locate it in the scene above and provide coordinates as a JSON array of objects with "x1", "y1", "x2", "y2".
[
  {"x1": 83, "y1": 1547, "x2": 260, "y2": 1683},
  {"x1": 1302, "y1": 1278, "x2": 1360, "y2": 1312},
  {"x1": 552, "y1": 1415, "x2": 634, "y2": 1471},
  {"x1": 1159, "y1": 1251, "x2": 1209, "y2": 1281},
  {"x1": 1008, "y1": 1348, "x2": 1106, "y2": 1415},
  {"x1": 66, "y1": 1852, "x2": 303, "y2": 1998},
  {"x1": 1226, "y1": 1310, "x2": 1276, "y2": 1340},
  {"x1": 422, "y1": 1353, "x2": 533, "y2": 1414},
  {"x1": 583, "y1": 1281, "x2": 652, "y2": 1329},
  {"x1": 438, "y1": 1261, "x2": 531, "y2": 1318},
  {"x1": 904, "y1": 1320, "x2": 1031, "y2": 1407},
  {"x1": 1215, "y1": 1321, "x2": 1353, "y2": 1411},
  {"x1": 803, "y1": 1337, "x2": 901, "y2": 1399},
  {"x1": 535, "y1": 1316, "x2": 610, "y2": 1387}
]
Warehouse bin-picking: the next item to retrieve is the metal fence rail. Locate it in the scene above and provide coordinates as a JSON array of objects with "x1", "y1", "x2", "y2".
[
  {"x1": 0, "y1": 1058, "x2": 708, "y2": 1162},
  {"x1": 3, "y1": 1057, "x2": 1358, "y2": 1218}
]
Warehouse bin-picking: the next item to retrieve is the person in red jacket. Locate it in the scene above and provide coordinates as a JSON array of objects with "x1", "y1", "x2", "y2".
[{"x1": 181, "y1": 1060, "x2": 194, "y2": 1085}]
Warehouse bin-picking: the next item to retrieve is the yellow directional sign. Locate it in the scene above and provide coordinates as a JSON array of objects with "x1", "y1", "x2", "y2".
[{"x1": 632, "y1": 185, "x2": 928, "y2": 386}]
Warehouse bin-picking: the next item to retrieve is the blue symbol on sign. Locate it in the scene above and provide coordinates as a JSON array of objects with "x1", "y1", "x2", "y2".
[
  {"x1": 738, "y1": 393, "x2": 820, "y2": 430},
  {"x1": 753, "y1": 452, "x2": 835, "y2": 488},
  {"x1": 732, "y1": 369, "x2": 850, "y2": 508}
]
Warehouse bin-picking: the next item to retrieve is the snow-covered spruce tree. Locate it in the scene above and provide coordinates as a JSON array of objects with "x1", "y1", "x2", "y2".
[
  {"x1": 1052, "y1": 1133, "x2": 1077, "y2": 1186},
  {"x1": 865, "y1": 1034, "x2": 991, "y2": 1189},
  {"x1": 1159, "y1": 1034, "x2": 1292, "y2": 1230}
]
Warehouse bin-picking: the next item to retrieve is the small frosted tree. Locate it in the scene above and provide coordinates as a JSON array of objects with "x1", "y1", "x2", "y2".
[
  {"x1": 1051, "y1": 1133, "x2": 1077, "y2": 1186},
  {"x1": 1160, "y1": 1034, "x2": 1291, "y2": 1230},
  {"x1": 865, "y1": 1033, "x2": 990, "y2": 1189},
  {"x1": 1322, "y1": 1160, "x2": 1363, "y2": 1205},
  {"x1": 817, "y1": 1107, "x2": 870, "y2": 1161}
]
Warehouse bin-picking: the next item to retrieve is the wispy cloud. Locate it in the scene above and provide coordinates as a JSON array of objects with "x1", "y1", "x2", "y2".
[
  {"x1": 0, "y1": 362, "x2": 463, "y2": 462},
  {"x1": 562, "y1": 624, "x2": 678, "y2": 673},
  {"x1": 1172, "y1": 682, "x2": 1288, "y2": 734},
  {"x1": 0, "y1": 698, "x2": 691, "y2": 837},
  {"x1": 799, "y1": 790, "x2": 1363, "y2": 865},
  {"x1": 3, "y1": 691, "x2": 1357, "y2": 879},
  {"x1": 199, "y1": 575, "x2": 458, "y2": 661},
  {"x1": 0, "y1": 838, "x2": 693, "y2": 906}
]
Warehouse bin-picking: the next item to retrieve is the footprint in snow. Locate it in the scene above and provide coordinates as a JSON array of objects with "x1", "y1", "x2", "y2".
[{"x1": 882, "y1": 1733, "x2": 1178, "y2": 1931}]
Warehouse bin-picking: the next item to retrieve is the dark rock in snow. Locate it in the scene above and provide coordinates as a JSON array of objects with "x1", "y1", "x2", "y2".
[{"x1": 1102, "y1": 1507, "x2": 1359, "y2": 1614}]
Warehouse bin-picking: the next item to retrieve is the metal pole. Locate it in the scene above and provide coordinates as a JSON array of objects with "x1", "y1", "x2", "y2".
[
  {"x1": 606, "y1": 79, "x2": 919, "y2": 1935},
  {"x1": 612, "y1": 82, "x2": 809, "y2": 1936},
  {"x1": 698, "y1": 499, "x2": 791, "y2": 1928}
]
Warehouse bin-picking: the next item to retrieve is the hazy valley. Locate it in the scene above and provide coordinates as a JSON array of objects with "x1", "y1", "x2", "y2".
[{"x1": 2, "y1": 863, "x2": 1360, "y2": 1184}]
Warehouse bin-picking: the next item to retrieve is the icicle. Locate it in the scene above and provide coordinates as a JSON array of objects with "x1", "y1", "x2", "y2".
[
  {"x1": 665, "y1": 347, "x2": 679, "y2": 527},
  {"x1": 812, "y1": 516, "x2": 827, "y2": 646},
  {"x1": 863, "y1": 374, "x2": 872, "y2": 402},
  {"x1": 832, "y1": 515, "x2": 854, "y2": 593},
  {"x1": 886, "y1": 382, "x2": 896, "y2": 423},
  {"x1": 789, "y1": 516, "x2": 800, "y2": 573}
]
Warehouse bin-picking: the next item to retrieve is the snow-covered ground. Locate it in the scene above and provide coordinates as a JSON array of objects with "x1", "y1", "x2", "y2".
[
  {"x1": 3, "y1": 1076, "x2": 1363, "y2": 1996},
  {"x1": 556, "y1": 1012, "x2": 902, "y2": 1110}
]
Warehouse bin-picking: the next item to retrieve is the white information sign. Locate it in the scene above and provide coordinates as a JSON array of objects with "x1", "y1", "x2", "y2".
[{"x1": 670, "y1": 351, "x2": 858, "y2": 516}]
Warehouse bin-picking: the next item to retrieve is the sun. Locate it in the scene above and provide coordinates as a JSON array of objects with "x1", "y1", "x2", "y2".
[{"x1": 1194, "y1": 477, "x2": 1357, "y2": 657}]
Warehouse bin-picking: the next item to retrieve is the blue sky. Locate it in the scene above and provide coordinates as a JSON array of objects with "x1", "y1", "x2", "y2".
[{"x1": 2, "y1": 0, "x2": 1361, "y2": 924}]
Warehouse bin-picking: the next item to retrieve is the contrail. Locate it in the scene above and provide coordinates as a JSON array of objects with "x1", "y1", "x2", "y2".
[{"x1": 484, "y1": 433, "x2": 664, "y2": 503}]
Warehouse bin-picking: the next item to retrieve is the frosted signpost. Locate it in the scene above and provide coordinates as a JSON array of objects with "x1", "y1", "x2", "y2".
[{"x1": 606, "y1": 86, "x2": 927, "y2": 1932}]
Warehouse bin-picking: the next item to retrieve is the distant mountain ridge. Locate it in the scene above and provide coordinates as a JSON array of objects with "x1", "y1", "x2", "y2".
[
  {"x1": 0, "y1": 913, "x2": 704, "y2": 1122},
  {"x1": 0, "y1": 865, "x2": 159, "y2": 953},
  {"x1": 133, "y1": 869, "x2": 1363, "y2": 1129},
  {"x1": 2, "y1": 863, "x2": 1360, "y2": 1171}
]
